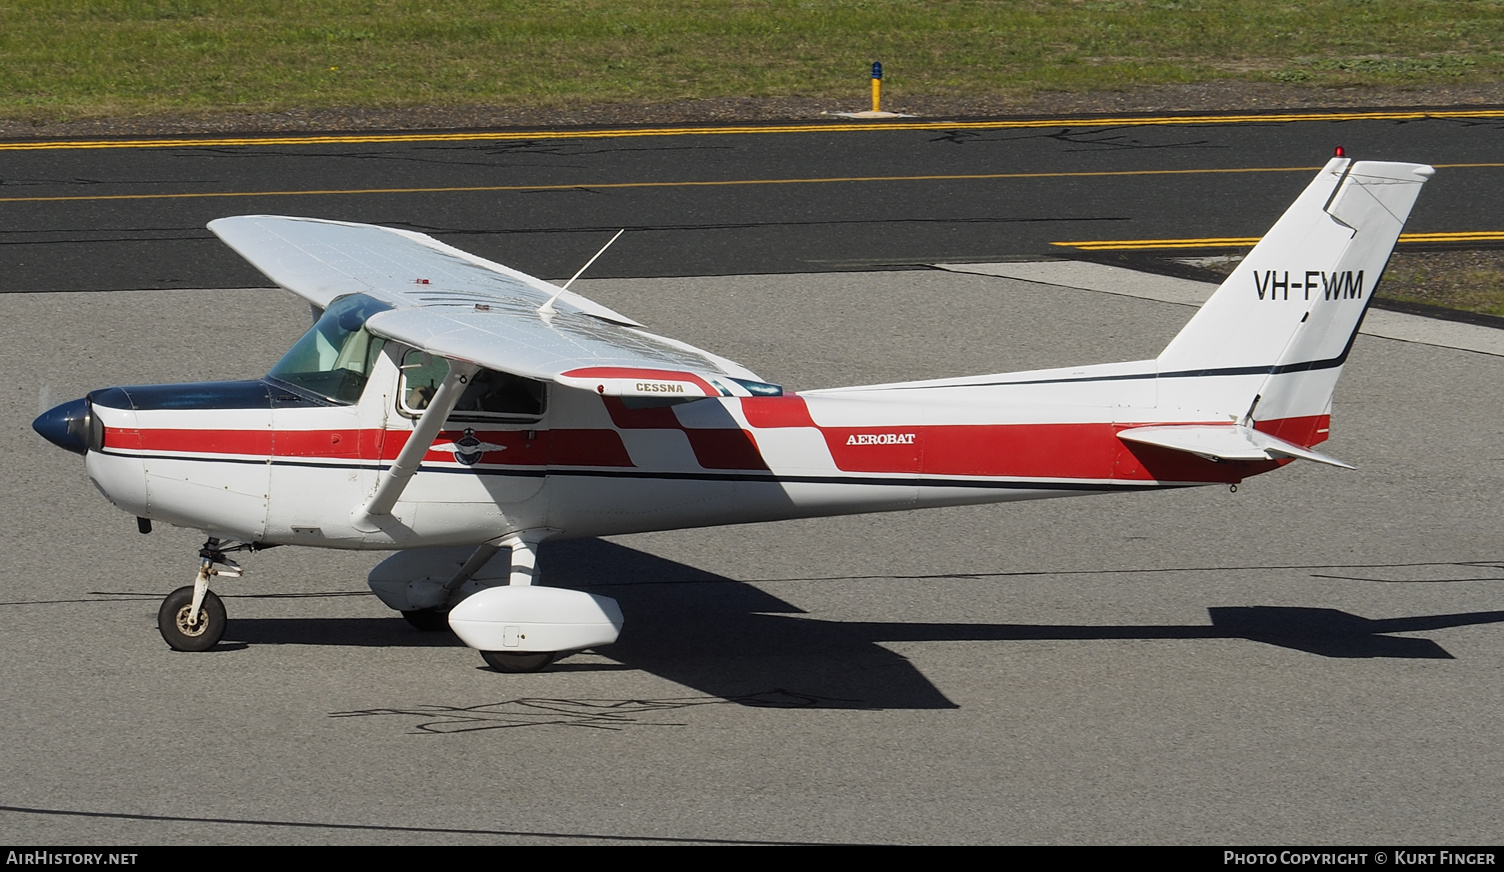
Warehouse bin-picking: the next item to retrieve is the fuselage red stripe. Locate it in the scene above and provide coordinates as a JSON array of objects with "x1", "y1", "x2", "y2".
[
  {"x1": 741, "y1": 395, "x2": 817, "y2": 428},
  {"x1": 1253, "y1": 414, "x2": 1330, "y2": 447},
  {"x1": 105, "y1": 412, "x2": 1329, "y2": 484},
  {"x1": 106, "y1": 427, "x2": 633, "y2": 468}
]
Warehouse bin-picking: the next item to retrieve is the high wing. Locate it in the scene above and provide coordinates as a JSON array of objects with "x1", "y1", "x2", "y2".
[
  {"x1": 208, "y1": 215, "x2": 772, "y2": 397},
  {"x1": 210, "y1": 214, "x2": 642, "y2": 321}
]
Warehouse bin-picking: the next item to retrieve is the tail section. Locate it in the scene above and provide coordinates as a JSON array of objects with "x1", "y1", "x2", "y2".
[{"x1": 1153, "y1": 158, "x2": 1433, "y2": 446}]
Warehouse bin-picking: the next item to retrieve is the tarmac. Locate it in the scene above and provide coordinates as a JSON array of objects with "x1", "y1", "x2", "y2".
[{"x1": 2, "y1": 262, "x2": 1500, "y2": 844}]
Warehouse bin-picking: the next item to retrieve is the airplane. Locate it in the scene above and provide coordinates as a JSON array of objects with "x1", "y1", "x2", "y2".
[{"x1": 33, "y1": 155, "x2": 1432, "y2": 672}]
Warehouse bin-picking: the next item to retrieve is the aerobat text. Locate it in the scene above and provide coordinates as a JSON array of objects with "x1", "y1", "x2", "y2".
[{"x1": 845, "y1": 433, "x2": 917, "y2": 446}]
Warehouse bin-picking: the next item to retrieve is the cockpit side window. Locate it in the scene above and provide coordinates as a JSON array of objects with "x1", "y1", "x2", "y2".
[
  {"x1": 268, "y1": 294, "x2": 391, "y2": 404},
  {"x1": 399, "y1": 349, "x2": 546, "y2": 420}
]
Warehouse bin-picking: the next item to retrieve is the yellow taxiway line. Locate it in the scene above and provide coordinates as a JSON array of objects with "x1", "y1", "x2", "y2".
[
  {"x1": 0, "y1": 164, "x2": 1318, "y2": 204},
  {"x1": 4, "y1": 162, "x2": 1501, "y2": 206},
  {"x1": 3, "y1": 108, "x2": 1504, "y2": 152},
  {"x1": 1053, "y1": 230, "x2": 1504, "y2": 251}
]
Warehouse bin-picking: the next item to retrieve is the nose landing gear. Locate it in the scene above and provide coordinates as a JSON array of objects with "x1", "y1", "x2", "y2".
[
  {"x1": 158, "y1": 586, "x2": 226, "y2": 652},
  {"x1": 156, "y1": 537, "x2": 250, "y2": 652}
]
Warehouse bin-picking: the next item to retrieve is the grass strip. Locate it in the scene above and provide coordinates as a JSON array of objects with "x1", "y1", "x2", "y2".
[{"x1": 4, "y1": 1, "x2": 1503, "y2": 120}]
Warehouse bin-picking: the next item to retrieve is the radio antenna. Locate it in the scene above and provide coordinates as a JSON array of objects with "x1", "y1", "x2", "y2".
[{"x1": 540, "y1": 229, "x2": 625, "y2": 315}]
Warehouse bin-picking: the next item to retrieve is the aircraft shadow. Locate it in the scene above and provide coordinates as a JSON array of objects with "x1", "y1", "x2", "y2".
[
  {"x1": 226, "y1": 540, "x2": 1504, "y2": 710},
  {"x1": 229, "y1": 617, "x2": 469, "y2": 648}
]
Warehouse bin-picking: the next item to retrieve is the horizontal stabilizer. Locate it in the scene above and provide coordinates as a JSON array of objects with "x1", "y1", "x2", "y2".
[{"x1": 1118, "y1": 425, "x2": 1355, "y2": 469}]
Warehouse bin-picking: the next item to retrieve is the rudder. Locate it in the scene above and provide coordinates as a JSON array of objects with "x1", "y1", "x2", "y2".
[{"x1": 1154, "y1": 157, "x2": 1433, "y2": 446}]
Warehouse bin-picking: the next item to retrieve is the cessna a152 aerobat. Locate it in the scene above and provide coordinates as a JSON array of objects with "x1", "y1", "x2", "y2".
[{"x1": 34, "y1": 156, "x2": 1432, "y2": 672}]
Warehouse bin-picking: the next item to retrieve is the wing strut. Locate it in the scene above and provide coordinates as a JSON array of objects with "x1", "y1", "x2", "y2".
[
  {"x1": 444, "y1": 530, "x2": 545, "y2": 592},
  {"x1": 352, "y1": 360, "x2": 480, "y2": 532}
]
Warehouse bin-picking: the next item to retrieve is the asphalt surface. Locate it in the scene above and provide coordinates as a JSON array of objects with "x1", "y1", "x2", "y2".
[
  {"x1": 3, "y1": 264, "x2": 1502, "y2": 844},
  {"x1": 2, "y1": 110, "x2": 1501, "y2": 845},
  {"x1": 4, "y1": 110, "x2": 1503, "y2": 291}
]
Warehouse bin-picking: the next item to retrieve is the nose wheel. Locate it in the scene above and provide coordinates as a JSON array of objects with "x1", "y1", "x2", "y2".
[
  {"x1": 157, "y1": 536, "x2": 250, "y2": 652},
  {"x1": 158, "y1": 586, "x2": 226, "y2": 652}
]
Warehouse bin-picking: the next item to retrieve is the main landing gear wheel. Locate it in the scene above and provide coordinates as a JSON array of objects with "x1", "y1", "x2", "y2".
[
  {"x1": 401, "y1": 609, "x2": 451, "y2": 632},
  {"x1": 481, "y1": 651, "x2": 558, "y2": 673},
  {"x1": 158, "y1": 586, "x2": 226, "y2": 652}
]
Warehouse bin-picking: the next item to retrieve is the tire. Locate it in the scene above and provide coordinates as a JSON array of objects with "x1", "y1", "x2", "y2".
[
  {"x1": 401, "y1": 609, "x2": 451, "y2": 632},
  {"x1": 158, "y1": 586, "x2": 226, "y2": 652},
  {"x1": 481, "y1": 651, "x2": 557, "y2": 673}
]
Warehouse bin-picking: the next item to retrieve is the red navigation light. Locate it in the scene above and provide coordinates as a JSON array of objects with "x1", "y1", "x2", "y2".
[{"x1": 1334, "y1": 145, "x2": 1345, "y2": 157}]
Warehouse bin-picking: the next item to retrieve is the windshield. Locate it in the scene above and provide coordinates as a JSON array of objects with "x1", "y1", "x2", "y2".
[{"x1": 268, "y1": 294, "x2": 391, "y2": 404}]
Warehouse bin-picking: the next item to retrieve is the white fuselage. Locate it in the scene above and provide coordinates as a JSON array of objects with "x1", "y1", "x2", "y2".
[{"x1": 84, "y1": 342, "x2": 1302, "y2": 551}]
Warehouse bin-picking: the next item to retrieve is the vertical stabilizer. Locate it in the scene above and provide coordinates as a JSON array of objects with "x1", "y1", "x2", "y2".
[{"x1": 1154, "y1": 158, "x2": 1433, "y2": 444}]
